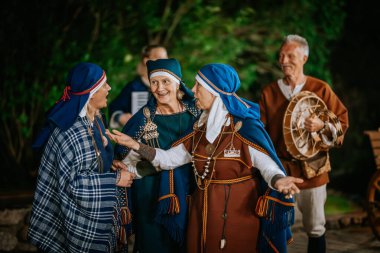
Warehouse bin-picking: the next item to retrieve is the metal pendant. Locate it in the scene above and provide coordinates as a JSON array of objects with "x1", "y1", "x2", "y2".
[
  {"x1": 234, "y1": 121, "x2": 243, "y2": 132},
  {"x1": 224, "y1": 148, "x2": 240, "y2": 157},
  {"x1": 205, "y1": 143, "x2": 215, "y2": 156},
  {"x1": 142, "y1": 107, "x2": 159, "y2": 141}
]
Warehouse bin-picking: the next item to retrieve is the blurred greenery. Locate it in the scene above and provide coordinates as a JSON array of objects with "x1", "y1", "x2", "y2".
[
  {"x1": 0, "y1": 0, "x2": 379, "y2": 200},
  {"x1": 325, "y1": 192, "x2": 361, "y2": 215}
]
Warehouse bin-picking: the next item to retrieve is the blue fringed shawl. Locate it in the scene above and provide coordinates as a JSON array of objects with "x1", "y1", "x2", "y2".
[
  {"x1": 114, "y1": 94, "x2": 200, "y2": 245},
  {"x1": 233, "y1": 116, "x2": 295, "y2": 253}
]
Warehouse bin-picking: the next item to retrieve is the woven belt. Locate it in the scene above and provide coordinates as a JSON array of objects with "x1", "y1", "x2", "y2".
[
  {"x1": 208, "y1": 174, "x2": 254, "y2": 184},
  {"x1": 200, "y1": 174, "x2": 254, "y2": 253}
]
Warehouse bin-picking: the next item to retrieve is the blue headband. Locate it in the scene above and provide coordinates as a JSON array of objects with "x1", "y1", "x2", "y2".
[
  {"x1": 147, "y1": 58, "x2": 182, "y2": 81},
  {"x1": 146, "y1": 58, "x2": 194, "y2": 101}
]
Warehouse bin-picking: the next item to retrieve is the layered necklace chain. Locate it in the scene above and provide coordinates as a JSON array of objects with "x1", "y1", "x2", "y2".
[
  {"x1": 191, "y1": 118, "x2": 228, "y2": 190},
  {"x1": 86, "y1": 115, "x2": 105, "y2": 173}
]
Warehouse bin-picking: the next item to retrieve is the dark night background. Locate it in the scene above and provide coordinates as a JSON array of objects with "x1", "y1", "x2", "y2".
[{"x1": 0, "y1": 0, "x2": 379, "y2": 208}]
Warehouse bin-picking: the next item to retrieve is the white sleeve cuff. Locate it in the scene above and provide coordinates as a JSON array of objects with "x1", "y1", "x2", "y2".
[{"x1": 152, "y1": 144, "x2": 191, "y2": 170}]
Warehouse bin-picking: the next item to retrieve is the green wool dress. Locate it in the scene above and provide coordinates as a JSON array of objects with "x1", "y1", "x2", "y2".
[{"x1": 131, "y1": 111, "x2": 194, "y2": 253}]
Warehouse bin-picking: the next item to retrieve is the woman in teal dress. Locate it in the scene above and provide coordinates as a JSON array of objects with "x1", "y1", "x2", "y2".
[{"x1": 114, "y1": 58, "x2": 200, "y2": 252}]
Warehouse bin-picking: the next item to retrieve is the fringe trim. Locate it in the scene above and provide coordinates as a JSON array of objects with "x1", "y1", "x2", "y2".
[
  {"x1": 156, "y1": 170, "x2": 180, "y2": 214},
  {"x1": 121, "y1": 206, "x2": 132, "y2": 225},
  {"x1": 256, "y1": 189, "x2": 295, "y2": 217},
  {"x1": 264, "y1": 234, "x2": 280, "y2": 253},
  {"x1": 119, "y1": 226, "x2": 127, "y2": 245},
  {"x1": 158, "y1": 193, "x2": 180, "y2": 214},
  {"x1": 117, "y1": 206, "x2": 132, "y2": 246},
  {"x1": 154, "y1": 214, "x2": 185, "y2": 244},
  {"x1": 255, "y1": 189, "x2": 295, "y2": 233},
  {"x1": 156, "y1": 193, "x2": 185, "y2": 244}
]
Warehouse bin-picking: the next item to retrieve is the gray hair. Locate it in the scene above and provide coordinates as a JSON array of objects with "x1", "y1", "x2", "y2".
[{"x1": 281, "y1": 34, "x2": 309, "y2": 57}]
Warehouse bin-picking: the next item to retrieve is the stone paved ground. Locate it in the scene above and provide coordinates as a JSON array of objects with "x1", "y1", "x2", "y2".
[
  {"x1": 288, "y1": 206, "x2": 380, "y2": 253},
  {"x1": 289, "y1": 225, "x2": 380, "y2": 253}
]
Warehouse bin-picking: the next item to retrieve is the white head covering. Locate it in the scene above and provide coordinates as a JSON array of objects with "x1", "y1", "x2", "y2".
[
  {"x1": 150, "y1": 71, "x2": 180, "y2": 84},
  {"x1": 79, "y1": 77, "x2": 107, "y2": 118},
  {"x1": 196, "y1": 75, "x2": 229, "y2": 143}
]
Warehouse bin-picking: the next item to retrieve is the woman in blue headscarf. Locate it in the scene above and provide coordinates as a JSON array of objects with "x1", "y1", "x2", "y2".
[
  {"x1": 28, "y1": 62, "x2": 136, "y2": 253},
  {"x1": 108, "y1": 63, "x2": 303, "y2": 253},
  {"x1": 113, "y1": 58, "x2": 200, "y2": 253}
]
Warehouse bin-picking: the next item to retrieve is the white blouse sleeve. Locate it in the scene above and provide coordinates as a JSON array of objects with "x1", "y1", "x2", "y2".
[
  {"x1": 152, "y1": 143, "x2": 192, "y2": 170},
  {"x1": 248, "y1": 146, "x2": 285, "y2": 189}
]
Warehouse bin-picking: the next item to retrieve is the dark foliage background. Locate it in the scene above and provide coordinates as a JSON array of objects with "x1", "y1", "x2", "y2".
[{"x1": 0, "y1": 0, "x2": 379, "y2": 202}]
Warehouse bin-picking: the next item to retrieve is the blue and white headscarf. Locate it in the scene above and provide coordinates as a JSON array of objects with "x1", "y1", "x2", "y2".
[
  {"x1": 196, "y1": 63, "x2": 295, "y2": 253},
  {"x1": 196, "y1": 63, "x2": 260, "y2": 118},
  {"x1": 33, "y1": 62, "x2": 106, "y2": 150},
  {"x1": 147, "y1": 58, "x2": 193, "y2": 100},
  {"x1": 115, "y1": 58, "x2": 200, "y2": 246}
]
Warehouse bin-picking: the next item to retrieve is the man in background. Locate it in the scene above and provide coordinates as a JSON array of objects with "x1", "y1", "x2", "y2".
[{"x1": 259, "y1": 34, "x2": 349, "y2": 253}]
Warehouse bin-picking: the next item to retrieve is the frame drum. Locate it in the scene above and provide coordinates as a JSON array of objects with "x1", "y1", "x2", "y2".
[{"x1": 283, "y1": 91, "x2": 329, "y2": 160}]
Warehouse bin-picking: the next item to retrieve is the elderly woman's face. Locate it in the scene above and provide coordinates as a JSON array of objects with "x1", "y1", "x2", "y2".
[
  {"x1": 191, "y1": 81, "x2": 215, "y2": 110},
  {"x1": 150, "y1": 76, "x2": 178, "y2": 106},
  {"x1": 90, "y1": 82, "x2": 111, "y2": 110}
]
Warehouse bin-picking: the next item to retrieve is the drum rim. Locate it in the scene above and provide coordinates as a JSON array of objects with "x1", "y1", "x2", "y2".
[{"x1": 283, "y1": 91, "x2": 328, "y2": 160}]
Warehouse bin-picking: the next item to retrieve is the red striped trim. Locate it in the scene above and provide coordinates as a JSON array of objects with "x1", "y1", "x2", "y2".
[{"x1": 71, "y1": 71, "x2": 106, "y2": 95}]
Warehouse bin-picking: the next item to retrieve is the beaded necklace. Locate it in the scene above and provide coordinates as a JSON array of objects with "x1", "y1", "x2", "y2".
[{"x1": 191, "y1": 118, "x2": 228, "y2": 190}]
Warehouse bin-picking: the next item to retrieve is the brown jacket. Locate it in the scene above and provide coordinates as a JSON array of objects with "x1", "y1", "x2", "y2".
[{"x1": 259, "y1": 76, "x2": 349, "y2": 189}]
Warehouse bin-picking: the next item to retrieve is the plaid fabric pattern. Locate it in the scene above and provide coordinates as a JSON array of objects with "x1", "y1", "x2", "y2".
[{"x1": 29, "y1": 117, "x2": 117, "y2": 252}]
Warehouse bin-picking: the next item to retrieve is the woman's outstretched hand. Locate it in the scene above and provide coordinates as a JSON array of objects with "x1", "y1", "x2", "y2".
[
  {"x1": 106, "y1": 129, "x2": 140, "y2": 150},
  {"x1": 275, "y1": 176, "x2": 304, "y2": 199}
]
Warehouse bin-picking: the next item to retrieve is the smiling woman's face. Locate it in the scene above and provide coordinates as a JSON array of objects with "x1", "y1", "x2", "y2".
[{"x1": 150, "y1": 75, "x2": 178, "y2": 106}]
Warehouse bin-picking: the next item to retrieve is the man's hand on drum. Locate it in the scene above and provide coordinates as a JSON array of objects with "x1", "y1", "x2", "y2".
[{"x1": 304, "y1": 115, "x2": 324, "y2": 133}]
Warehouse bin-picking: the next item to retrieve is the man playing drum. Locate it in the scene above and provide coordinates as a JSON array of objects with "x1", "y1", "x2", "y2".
[{"x1": 259, "y1": 34, "x2": 349, "y2": 253}]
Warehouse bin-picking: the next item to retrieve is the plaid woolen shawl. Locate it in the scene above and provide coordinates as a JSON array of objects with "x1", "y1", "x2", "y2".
[{"x1": 28, "y1": 117, "x2": 118, "y2": 253}]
